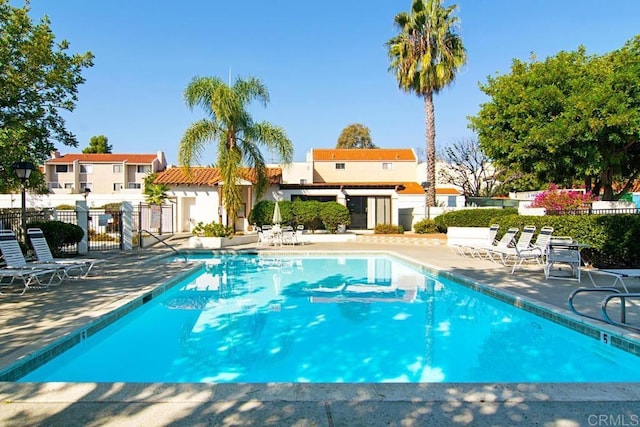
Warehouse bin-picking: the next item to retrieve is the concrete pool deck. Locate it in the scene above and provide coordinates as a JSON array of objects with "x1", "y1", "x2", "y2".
[{"x1": 0, "y1": 236, "x2": 639, "y2": 426}]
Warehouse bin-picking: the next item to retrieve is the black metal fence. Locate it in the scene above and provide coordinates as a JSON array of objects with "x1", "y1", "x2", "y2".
[
  {"x1": 0, "y1": 208, "x2": 56, "y2": 243},
  {"x1": 0, "y1": 203, "x2": 174, "y2": 253},
  {"x1": 548, "y1": 208, "x2": 640, "y2": 215}
]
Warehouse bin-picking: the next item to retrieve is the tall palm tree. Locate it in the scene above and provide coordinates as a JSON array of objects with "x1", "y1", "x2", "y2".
[
  {"x1": 179, "y1": 76, "x2": 293, "y2": 224},
  {"x1": 387, "y1": 0, "x2": 466, "y2": 206}
]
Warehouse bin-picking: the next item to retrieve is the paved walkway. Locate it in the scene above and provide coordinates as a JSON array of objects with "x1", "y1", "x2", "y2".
[{"x1": 0, "y1": 237, "x2": 639, "y2": 426}]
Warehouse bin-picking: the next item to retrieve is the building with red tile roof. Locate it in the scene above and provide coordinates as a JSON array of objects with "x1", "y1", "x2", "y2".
[{"x1": 44, "y1": 151, "x2": 166, "y2": 195}]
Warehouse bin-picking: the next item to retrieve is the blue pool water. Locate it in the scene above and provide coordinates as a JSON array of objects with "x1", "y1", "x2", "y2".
[{"x1": 20, "y1": 254, "x2": 640, "y2": 383}]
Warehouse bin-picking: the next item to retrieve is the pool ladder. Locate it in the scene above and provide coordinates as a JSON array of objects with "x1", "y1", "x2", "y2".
[
  {"x1": 138, "y1": 229, "x2": 188, "y2": 262},
  {"x1": 568, "y1": 287, "x2": 640, "y2": 332}
]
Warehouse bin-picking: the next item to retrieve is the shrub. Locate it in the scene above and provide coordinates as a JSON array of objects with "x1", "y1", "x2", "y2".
[
  {"x1": 247, "y1": 200, "x2": 273, "y2": 226},
  {"x1": 434, "y1": 208, "x2": 517, "y2": 232},
  {"x1": 489, "y1": 213, "x2": 640, "y2": 268},
  {"x1": 292, "y1": 199, "x2": 323, "y2": 232},
  {"x1": 88, "y1": 229, "x2": 117, "y2": 241},
  {"x1": 192, "y1": 222, "x2": 234, "y2": 238},
  {"x1": 413, "y1": 218, "x2": 439, "y2": 234},
  {"x1": 319, "y1": 202, "x2": 351, "y2": 233},
  {"x1": 100, "y1": 202, "x2": 122, "y2": 212},
  {"x1": 55, "y1": 204, "x2": 75, "y2": 210},
  {"x1": 530, "y1": 183, "x2": 597, "y2": 211},
  {"x1": 374, "y1": 224, "x2": 404, "y2": 234},
  {"x1": 26, "y1": 220, "x2": 84, "y2": 256}
]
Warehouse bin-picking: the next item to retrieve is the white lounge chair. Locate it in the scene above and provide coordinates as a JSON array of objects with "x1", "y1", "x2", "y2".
[
  {"x1": 0, "y1": 266, "x2": 61, "y2": 295},
  {"x1": 508, "y1": 226, "x2": 554, "y2": 274},
  {"x1": 27, "y1": 228, "x2": 104, "y2": 278},
  {"x1": 489, "y1": 225, "x2": 536, "y2": 264},
  {"x1": 0, "y1": 230, "x2": 82, "y2": 281},
  {"x1": 448, "y1": 224, "x2": 499, "y2": 257},
  {"x1": 0, "y1": 231, "x2": 63, "y2": 294},
  {"x1": 585, "y1": 269, "x2": 640, "y2": 293},
  {"x1": 469, "y1": 227, "x2": 519, "y2": 260}
]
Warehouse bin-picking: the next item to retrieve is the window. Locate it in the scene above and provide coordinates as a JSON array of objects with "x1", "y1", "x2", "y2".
[
  {"x1": 137, "y1": 165, "x2": 151, "y2": 174},
  {"x1": 49, "y1": 182, "x2": 62, "y2": 189},
  {"x1": 299, "y1": 179, "x2": 307, "y2": 185},
  {"x1": 128, "y1": 183, "x2": 142, "y2": 189},
  {"x1": 113, "y1": 183, "x2": 123, "y2": 191},
  {"x1": 113, "y1": 164, "x2": 122, "y2": 174},
  {"x1": 80, "y1": 164, "x2": 93, "y2": 174},
  {"x1": 335, "y1": 163, "x2": 345, "y2": 170},
  {"x1": 382, "y1": 162, "x2": 393, "y2": 170},
  {"x1": 64, "y1": 183, "x2": 74, "y2": 189},
  {"x1": 80, "y1": 182, "x2": 92, "y2": 191},
  {"x1": 55, "y1": 165, "x2": 69, "y2": 173}
]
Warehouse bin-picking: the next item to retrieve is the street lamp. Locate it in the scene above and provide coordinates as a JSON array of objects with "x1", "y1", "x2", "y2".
[
  {"x1": 82, "y1": 187, "x2": 91, "y2": 201},
  {"x1": 12, "y1": 161, "x2": 35, "y2": 243}
]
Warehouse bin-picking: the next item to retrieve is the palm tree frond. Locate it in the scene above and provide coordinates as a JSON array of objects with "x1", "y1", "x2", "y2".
[{"x1": 178, "y1": 119, "x2": 220, "y2": 166}]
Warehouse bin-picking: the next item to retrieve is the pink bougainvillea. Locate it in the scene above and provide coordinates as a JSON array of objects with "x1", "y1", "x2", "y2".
[{"x1": 530, "y1": 183, "x2": 598, "y2": 211}]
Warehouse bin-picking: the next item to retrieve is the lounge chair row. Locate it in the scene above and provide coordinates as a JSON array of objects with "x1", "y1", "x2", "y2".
[
  {"x1": 450, "y1": 225, "x2": 556, "y2": 274},
  {"x1": 0, "y1": 228, "x2": 103, "y2": 295}
]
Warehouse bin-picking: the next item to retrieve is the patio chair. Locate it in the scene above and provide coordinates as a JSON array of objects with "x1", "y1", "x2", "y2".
[
  {"x1": 585, "y1": 269, "x2": 639, "y2": 293},
  {"x1": 27, "y1": 228, "x2": 104, "y2": 278},
  {"x1": 468, "y1": 227, "x2": 519, "y2": 260},
  {"x1": 281, "y1": 226, "x2": 296, "y2": 245},
  {"x1": 508, "y1": 226, "x2": 554, "y2": 274},
  {"x1": 489, "y1": 225, "x2": 536, "y2": 264},
  {"x1": 295, "y1": 225, "x2": 307, "y2": 245},
  {"x1": 0, "y1": 229, "x2": 82, "y2": 281},
  {"x1": 0, "y1": 231, "x2": 64, "y2": 293},
  {"x1": 0, "y1": 265, "x2": 61, "y2": 295},
  {"x1": 450, "y1": 224, "x2": 500, "y2": 257}
]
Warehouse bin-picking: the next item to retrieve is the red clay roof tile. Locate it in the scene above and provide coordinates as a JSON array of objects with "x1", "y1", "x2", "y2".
[
  {"x1": 154, "y1": 167, "x2": 282, "y2": 186},
  {"x1": 313, "y1": 148, "x2": 416, "y2": 161},
  {"x1": 47, "y1": 153, "x2": 159, "y2": 164}
]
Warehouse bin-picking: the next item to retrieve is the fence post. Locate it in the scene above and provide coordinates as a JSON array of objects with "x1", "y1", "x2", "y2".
[
  {"x1": 76, "y1": 200, "x2": 89, "y2": 255},
  {"x1": 121, "y1": 201, "x2": 133, "y2": 250}
]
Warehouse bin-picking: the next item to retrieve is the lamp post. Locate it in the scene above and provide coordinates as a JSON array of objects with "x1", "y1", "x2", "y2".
[
  {"x1": 421, "y1": 181, "x2": 431, "y2": 220},
  {"x1": 12, "y1": 161, "x2": 35, "y2": 244},
  {"x1": 82, "y1": 187, "x2": 91, "y2": 201}
]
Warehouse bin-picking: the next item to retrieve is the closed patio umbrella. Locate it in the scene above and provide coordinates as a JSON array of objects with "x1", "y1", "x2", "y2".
[{"x1": 272, "y1": 201, "x2": 282, "y2": 225}]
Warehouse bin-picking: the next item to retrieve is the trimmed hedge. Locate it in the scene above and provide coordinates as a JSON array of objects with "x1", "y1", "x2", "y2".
[
  {"x1": 490, "y1": 214, "x2": 640, "y2": 268},
  {"x1": 26, "y1": 220, "x2": 84, "y2": 256},
  {"x1": 248, "y1": 200, "x2": 351, "y2": 233},
  {"x1": 434, "y1": 208, "x2": 518, "y2": 232}
]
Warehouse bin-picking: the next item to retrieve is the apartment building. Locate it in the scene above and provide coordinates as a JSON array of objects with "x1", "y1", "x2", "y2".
[
  {"x1": 153, "y1": 148, "x2": 459, "y2": 233},
  {"x1": 278, "y1": 148, "x2": 424, "y2": 229},
  {"x1": 45, "y1": 151, "x2": 167, "y2": 195}
]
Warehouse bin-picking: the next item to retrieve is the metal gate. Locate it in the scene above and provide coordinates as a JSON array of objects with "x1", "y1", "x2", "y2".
[{"x1": 87, "y1": 209, "x2": 123, "y2": 251}]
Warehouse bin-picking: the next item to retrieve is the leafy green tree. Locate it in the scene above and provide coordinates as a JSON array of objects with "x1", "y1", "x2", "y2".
[
  {"x1": 387, "y1": 0, "x2": 466, "y2": 206},
  {"x1": 83, "y1": 135, "x2": 112, "y2": 154},
  {"x1": 0, "y1": 0, "x2": 94, "y2": 193},
  {"x1": 178, "y1": 75, "x2": 293, "y2": 225},
  {"x1": 336, "y1": 123, "x2": 377, "y2": 149},
  {"x1": 469, "y1": 37, "x2": 640, "y2": 200}
]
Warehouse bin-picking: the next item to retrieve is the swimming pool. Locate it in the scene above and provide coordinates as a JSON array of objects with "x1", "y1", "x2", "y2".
[{"x1": 19, "y1": 254, "x2": 640, "y2": 383}]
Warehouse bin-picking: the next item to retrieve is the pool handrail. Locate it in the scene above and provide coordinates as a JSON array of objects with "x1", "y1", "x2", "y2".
[{"x1": 138, "y1": 229, "x2": 188, "y2": 262}]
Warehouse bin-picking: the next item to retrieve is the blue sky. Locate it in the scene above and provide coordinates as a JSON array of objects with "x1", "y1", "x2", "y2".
[{"x1": 21, "y1": 0, "x2": 640, "y2": 164}]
